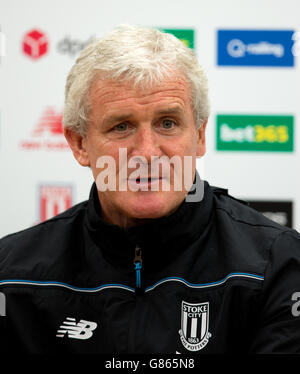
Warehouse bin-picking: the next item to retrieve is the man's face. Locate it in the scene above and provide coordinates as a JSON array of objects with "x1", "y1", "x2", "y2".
[{"x1": 65, "y1": 72, "x2": 207, "y2": 227}]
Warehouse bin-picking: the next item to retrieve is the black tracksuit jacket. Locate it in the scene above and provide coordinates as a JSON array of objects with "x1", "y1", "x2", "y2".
[{"x1": 0, "y1": 181, "x2": 300, "y2": 354}]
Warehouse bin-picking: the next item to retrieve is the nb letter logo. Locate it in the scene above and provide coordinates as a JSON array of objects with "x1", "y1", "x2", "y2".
[{"x1": 56, "y1": 317, "x2": 97, "y2": 340}]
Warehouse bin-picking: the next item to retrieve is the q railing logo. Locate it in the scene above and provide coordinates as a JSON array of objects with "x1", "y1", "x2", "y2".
[
  {"x1": 19, "y1": 107, "x2": 69, "y2": 151},
  {"x1": 217, "y1": 29, "x2": 295, "y2": 67},
  {"x1": 22, "y1": 29, "x2": 49, "y2": 60},
  {"x1": 39, "y1": 185, "x2": 72, "y2": 222},
  {"x1": 216, "y1": 115, "x2": 294, "y2": 152},
  {"x1": 161, "y1": 28, "x2": 195, "y2": 50}
]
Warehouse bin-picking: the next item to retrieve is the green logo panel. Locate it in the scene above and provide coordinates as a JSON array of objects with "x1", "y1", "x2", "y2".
[
  {"x1": 161, "y1": 29, "x2": 194, "y2": 49},
  {"x1": 216, "y1": 115, "x2": 294, "y2": 152}
]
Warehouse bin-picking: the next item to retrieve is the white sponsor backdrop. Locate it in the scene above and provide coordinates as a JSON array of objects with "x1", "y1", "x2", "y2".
[{"x1": 0, "y1": 0, "x2": 299, "y2": 237}]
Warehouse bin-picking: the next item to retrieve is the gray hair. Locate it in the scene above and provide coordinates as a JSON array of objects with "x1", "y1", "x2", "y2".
[{"x1": 63, "y1": 24, "x2": 210, "y2": 136}]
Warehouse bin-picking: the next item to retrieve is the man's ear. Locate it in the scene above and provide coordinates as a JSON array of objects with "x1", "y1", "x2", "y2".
[
  {"x1": 64, "y1": 128, "x2": 90, "y2": 167},
  {"x1": 196, "y1": 119, "x2": 208, "y2": 157}
]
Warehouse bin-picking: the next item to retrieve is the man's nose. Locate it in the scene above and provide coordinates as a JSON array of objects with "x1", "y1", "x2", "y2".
[{"x1": 130, "y1": 127, "x2": 162, "y2": 162}]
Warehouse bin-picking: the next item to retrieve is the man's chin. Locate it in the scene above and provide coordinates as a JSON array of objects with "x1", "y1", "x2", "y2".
[
  {"x1": 99, "y1": 190, "x2": 187, "y2": 227},
  {"x1": 121, "y1": 195, "x2": 184, "y2": 223}
]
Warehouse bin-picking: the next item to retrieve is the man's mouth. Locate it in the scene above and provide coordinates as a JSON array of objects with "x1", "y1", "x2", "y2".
[
  {"x1": 133, "y1": 177, "x2": 162, "y2": 185},
  {"x1": 126, "y1": 175, "x2": 169, "y2": 189}
]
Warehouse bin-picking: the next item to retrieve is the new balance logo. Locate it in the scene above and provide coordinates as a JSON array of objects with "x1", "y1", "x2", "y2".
[{"x1": 56, "y1": 317, "x2": 97, "y2": 340}]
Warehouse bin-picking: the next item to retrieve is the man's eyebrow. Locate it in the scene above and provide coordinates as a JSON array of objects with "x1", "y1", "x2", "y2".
[
  {"x1": 155, "y1": 106, "x2": 184, "y2": 115},
  {"x1": 100, "y1": 106, "x2": 184, "y2": 127},
  {"x1": 102, "y1": 113, "x2": 132, "y2": 126}
]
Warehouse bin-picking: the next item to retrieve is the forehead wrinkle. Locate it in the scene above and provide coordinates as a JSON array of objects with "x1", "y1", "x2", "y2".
[
  {"x1": 92, "y1": 87, "x2": 188, "y2": 108},
  {"x1": 101, "y1": 99, "x2": 187, "y2": 124},
  {"x1": 89, "y1": 76, "x2": 191, "y2": 107}
]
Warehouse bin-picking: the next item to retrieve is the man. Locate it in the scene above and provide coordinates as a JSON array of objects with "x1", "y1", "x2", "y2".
[{"x1": 0, "y1": 25, "x2": 300, "y2": 354}]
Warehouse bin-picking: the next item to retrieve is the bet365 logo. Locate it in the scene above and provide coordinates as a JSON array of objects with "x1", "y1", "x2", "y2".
[{"x1": 216, "y1": 115, "x2": 294, "y2": 152}]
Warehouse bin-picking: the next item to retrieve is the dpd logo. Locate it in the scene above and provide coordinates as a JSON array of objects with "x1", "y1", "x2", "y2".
[
  {"x1": 57, "y1": 35, "x2": 95, "y2": 57},
  {"x1": 22, "y1": 29, "x2": 48, "y2": 59}
]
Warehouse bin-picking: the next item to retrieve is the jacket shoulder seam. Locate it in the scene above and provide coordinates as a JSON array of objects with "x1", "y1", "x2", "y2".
[
  {"x1": 262, "y1": 229, "x2": 300, "y2": 283},
  {"x1": 0, "y1": 202, "x2": 87, "y2": 242},
  {"x1": 215, "y1": 206, "x2": 291, "y2": 232}
]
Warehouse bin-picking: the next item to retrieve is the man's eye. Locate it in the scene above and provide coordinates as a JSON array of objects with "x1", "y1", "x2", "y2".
[
  {"x1": 114, "y1": 123, "x2": 128, "y2": 132},
  {"x1": 161, "y1": 119, "x2": 176, "y2": 129}
]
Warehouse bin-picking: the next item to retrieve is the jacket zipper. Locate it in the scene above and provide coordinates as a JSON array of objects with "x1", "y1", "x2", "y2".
[
  {"x1": 133, "y1": 245, "x2": 142, "y2": 291},
  {"x1": 127, "y1": 245, "x2": 143, "y2": 352}
]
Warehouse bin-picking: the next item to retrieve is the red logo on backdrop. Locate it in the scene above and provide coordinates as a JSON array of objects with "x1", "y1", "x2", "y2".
[
  {"x1": 32, "y1": 107, "x2": 63, "y2": 136},
  {"x1": 23, "y1": 29, "x2": 48, "y2": 59},
  {"x1": 20, "y1": 107, "x2": 69, "y2": 150},
  {"x1": 39, "y1": 185, "x2": 72, "y2": 222}
]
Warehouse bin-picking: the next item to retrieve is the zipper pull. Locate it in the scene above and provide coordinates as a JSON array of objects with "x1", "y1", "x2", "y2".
[{"x1": 134, "y1": 246, "x2": 142, "y2": 289}]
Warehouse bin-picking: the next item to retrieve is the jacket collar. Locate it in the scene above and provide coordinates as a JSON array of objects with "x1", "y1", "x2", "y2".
[{"x1": 85, "y1": 177, "x2": 214, "y2": 272}]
